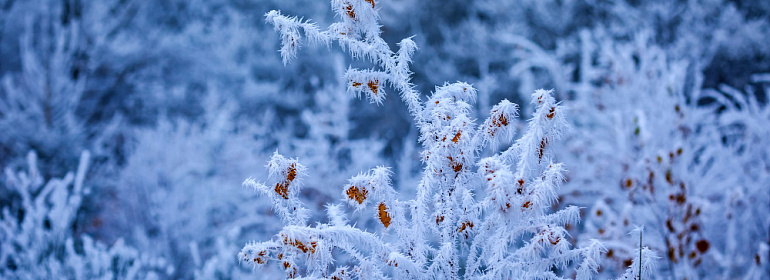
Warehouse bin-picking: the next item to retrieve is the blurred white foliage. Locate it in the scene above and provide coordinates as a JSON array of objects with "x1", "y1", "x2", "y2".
[
  {"x1": 0, "y1": 151, "x2": 166, "y2": 279},
  {"x1": 114, "y1": 90, "x2": 279, "y2": 279},
  {"x1": 562, "y1": 29, "x2": 769, "y2": 279},
  {"x1": 499, "y1": 12, "x2": 770, "y2": 280}
]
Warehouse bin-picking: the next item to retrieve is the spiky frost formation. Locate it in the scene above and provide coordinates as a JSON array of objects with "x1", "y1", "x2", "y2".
[{"x1": 238, "y1": 2, "x2": 603, "y2": 278}]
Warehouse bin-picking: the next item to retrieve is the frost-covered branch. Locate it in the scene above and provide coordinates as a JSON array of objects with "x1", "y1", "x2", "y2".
[{"x1": 239, "y1": 2, "x2": 601, "y2": 278}]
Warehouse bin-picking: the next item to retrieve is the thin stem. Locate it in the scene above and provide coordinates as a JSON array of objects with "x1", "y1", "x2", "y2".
[{"x1": 639, "y1": 230, "x2": 643, "y2": 280}]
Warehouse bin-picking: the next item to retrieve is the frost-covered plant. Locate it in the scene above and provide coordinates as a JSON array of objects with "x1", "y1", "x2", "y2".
[
  {"x1": 0, "y1": 151, "x2": 165, "y2": 279},
  {"x1": 698, "y1": 82, "x2": 770, "y2": 278},
  {"x1": 557, "y1": 30, "x2": 725, "y2": 279},
  {"x1": 543, "y1": 27, "x2": 769, "y2": 279},
  {"x1": 237, "y1": 1, "x2": 604, "y2": 279}
]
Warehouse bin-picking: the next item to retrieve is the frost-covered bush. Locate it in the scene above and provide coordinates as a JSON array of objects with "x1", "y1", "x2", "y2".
[
  {"x1": 434, "y1": 1, "x2": 770, "y2": 276},
  {"x1": 238, "y1": 1, "x2": 604, "y2": 278},
  {"x1": 0, "y1": 151, "x2": 167, "y2": 279},
  {"x1": 698, "y1": 82, "x2": 770, "y2": 278},
  {"x1": 503, "y1": 20, "x2": 770, "y2": 280},
  {"x1": 557, "y1": 29, "x2": 770, "y2": 279}
]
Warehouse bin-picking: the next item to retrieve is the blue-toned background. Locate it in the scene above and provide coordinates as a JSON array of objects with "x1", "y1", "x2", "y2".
[{"x1": 1, "y1": 0, "x2": 768, "y2": 278}]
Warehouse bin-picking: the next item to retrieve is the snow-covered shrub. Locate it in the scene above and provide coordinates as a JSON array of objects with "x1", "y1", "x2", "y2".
[
  {"x1": 554, "y1": 30, "x2": 706, "y2": 278},
  {"x1": 238, "y1": 1, "x2": 604, "y2": 278},
  {"x1": 540, "y1": 26, "x2": 769, "y2": 280},
  {"x1": 391, "y1": 1, "x2": 769, "y2": 276},
  {"x1": 0, "y1": 151, "x2": 166, "y2": 279},
  {"x1": 698, "y1": 82, "x2": 770, "y2": 278}
]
